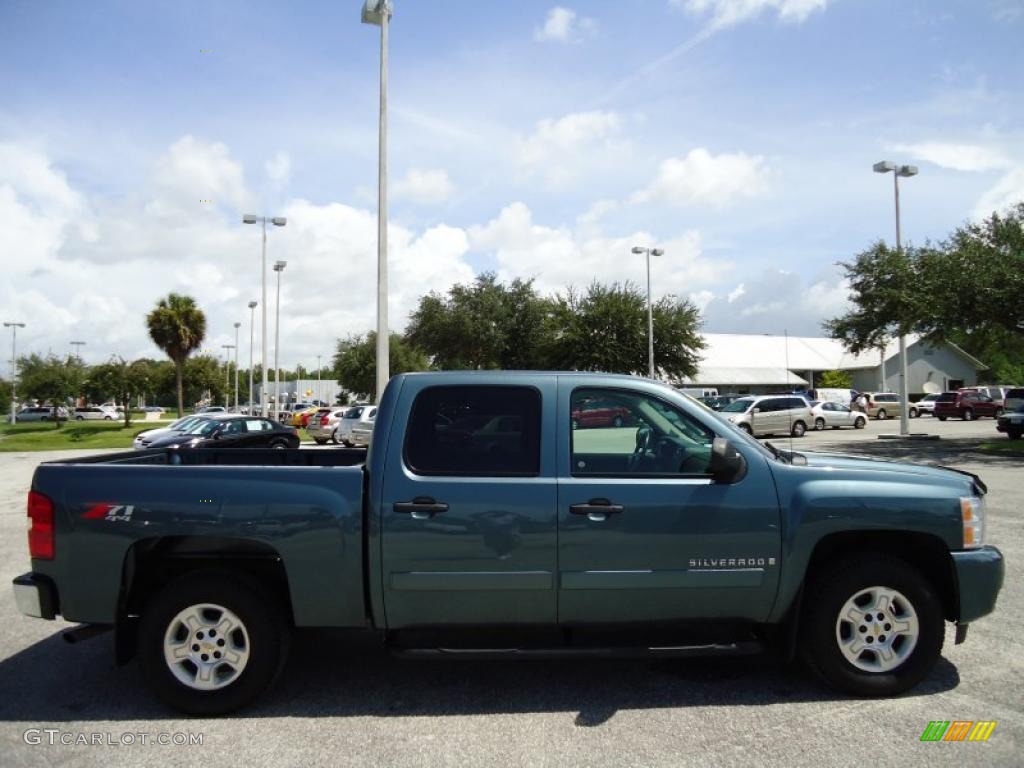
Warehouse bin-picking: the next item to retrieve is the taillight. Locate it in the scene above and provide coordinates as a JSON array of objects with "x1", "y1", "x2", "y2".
[
  {"x1": 320, "y1": 415, "x2": 330, "y2": 426},
  {"x1": 28, "y1": 490, "x2": 55, "y2": 560}
]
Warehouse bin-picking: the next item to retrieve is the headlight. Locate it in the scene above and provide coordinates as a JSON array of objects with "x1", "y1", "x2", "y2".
[{"x1": 960, "y1": 497, "x2": 985, "y2": 549}]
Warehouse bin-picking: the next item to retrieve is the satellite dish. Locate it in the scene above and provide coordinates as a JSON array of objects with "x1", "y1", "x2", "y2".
[{"x1": 922, "y1": 381, "x2": 940, "y2": 394}]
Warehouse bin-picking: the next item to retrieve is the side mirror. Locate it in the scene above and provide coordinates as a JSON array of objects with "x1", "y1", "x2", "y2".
[{"x1": 709, "y1": 438, "x2": 747, "y2": 484}]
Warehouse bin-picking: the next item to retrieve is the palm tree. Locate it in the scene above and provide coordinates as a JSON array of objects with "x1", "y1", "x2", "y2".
[{"x1": 146, "y1": 294, "x2": 206, "y2": 417}]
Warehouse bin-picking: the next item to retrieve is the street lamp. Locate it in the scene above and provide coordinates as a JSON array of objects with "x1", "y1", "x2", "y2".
[
  {"x1": 70, "y1": 340, "x2": 86, "y2": 361},
  {"x1": 233, "y1": 322, "x2": 241, "y2": 411},
  {"x1": 243, "y1": 214, "x2": 287, "y2": 416},
  {"x1": 873, "y1": 160, "x2": 918, "y2": 437},
  {"x1": 631, "y1": 246, "x2": 664, "y2": 379},
  {"x1": 316, "y1": 354, "x2": 322, "y2": 405},
  {"x1": 247, "y1": 301, "x2": 258, "y2": 414},
  {"x1": 221, "y1": 345, "x2": 235, "y2": 408},
  {"x1": 273, "y1": 260, "x2": 287, "y2": 419},
  {"x1": 4, "y1": 321, "x2": 25, "y2": 424},
  {"x1": 362, "y1": 0, "x2": 392, "y2": 403}
]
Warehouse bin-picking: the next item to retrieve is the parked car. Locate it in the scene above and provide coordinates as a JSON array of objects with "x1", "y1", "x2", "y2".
[
  {"x1": 571, "y1": 396, "x2": 633, "y2": 429},
  {"x1": 13, "y1": 371, "x2": 1003, "y2": 715},
  {"x1": 700, "y1": 394, "x2": 743, "y2": 411},
  {"x1": 196, "y1": 406, "x2": 226, "y2": 414},
  {"x1": 16, "y1": 406, "x2": 68, "y2": 422},
  {"x1": 133, "y1": 415, "x2": 214, "y2": 450},
  {"x1": 305, "y1": 408, "x2": 347, "y2": 445},
  {"x1": 349, "y1": 407, "x2": 377, "y2": 447},
  {"x1": 337, "y1": 404, "x2": 373, "y2": 446},
  {"x1": 860, "y1": 392, "x2": 915, "y2": 420},
  {"x1": 289, "y1": 405, "x2": 321, "y2": 428},
  {"x1": 1003, "y1": 387, "x2": 1024, "y2": 412},
  {"x1": 140, "y1": 406, "x2": 166, "y2": 413},
  {"x1": 810, "y1": 401, "x2": 866, "y2": 430},
  {"x1": 976, "y1": 385, "x2": 1018, "y2": 402},
  {"x1": 996, "y1": 403, "x2": 1024, "y2": 440},
  {"x1": 914, "y1": 393, "x2": 940, "y2": 416},
  {"x1": 141, "y1": 415, "x2": 300, "y2": 450},
  {"x1": 74, "y1": 406, "x2": 115, "y2": 421},
  {"x1": 934, "y1": 390, "x2": 1003, "y2": 421},
  {"x1": 720, "y1": 395, "x2": 812, "y2": 437}
]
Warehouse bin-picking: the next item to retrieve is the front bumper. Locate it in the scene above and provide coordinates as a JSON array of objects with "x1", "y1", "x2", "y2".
[
  {"x1": 12, "y1": 573, "x2": 58, "y2": 620},
  {"x1": 952, "y1": 546, "x2": 1004, "y2": 624}
]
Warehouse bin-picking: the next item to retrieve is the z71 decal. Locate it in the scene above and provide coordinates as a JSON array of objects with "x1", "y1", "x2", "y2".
[{"x1": 82, "y1": 503, "x2": 135, "y2": 522}]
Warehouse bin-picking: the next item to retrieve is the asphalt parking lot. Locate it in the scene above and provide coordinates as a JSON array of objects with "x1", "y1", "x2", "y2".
[{"x1": 0, "y1": 415, "x2": 1020, "y2": 767}]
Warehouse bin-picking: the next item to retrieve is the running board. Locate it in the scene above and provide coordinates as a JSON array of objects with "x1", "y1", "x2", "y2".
[{"x1": 391, "y1": 640, "x2": 764, "y2": 660}]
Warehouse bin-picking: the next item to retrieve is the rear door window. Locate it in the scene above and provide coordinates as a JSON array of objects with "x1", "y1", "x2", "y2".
[{"x1": 405, "y1": 386, "x2": 541, "y2": 476}]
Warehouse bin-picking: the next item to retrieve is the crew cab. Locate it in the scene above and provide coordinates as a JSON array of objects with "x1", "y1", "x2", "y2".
[{"x1": 12, "y1": 372, "x2": 1004, "y2": 714}]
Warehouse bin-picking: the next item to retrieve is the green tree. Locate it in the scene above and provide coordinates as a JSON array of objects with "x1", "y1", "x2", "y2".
[
  {"x1": 0, "y1": 377, "x2": 11, "y2": 414},
  {"x1": 406, "y1": 273, "x2": 551, "y2": 369},
  {"x1": 146, "y1": 293, "x2": 207, "y2": 417},
  {"x1": 826, "y1": 203, "x2": 1024, "y2": 352},
  {"x1": 16, "y1": 354, "x2": 88, "y2": 429},
  {"x1": 817, "y1": 369, "x2": 852, "y2": 388},
  {"x1": 85, "y1": 358, "x2": 154, "y2": 426},
  {"x1": 333, "y1": 332, "x2": 430, "y2": 402},
  {"x1": 544, "y1": 281, "x2": 705, "y2": 379},
  {"x1": 182, "y1": 355, "x2": 225, "y2": 409}
]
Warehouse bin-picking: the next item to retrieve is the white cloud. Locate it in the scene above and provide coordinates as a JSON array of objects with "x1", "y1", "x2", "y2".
[
  {"x1": 889, "y1": 141, "x2": 1010, "y2": 172},
  {"x1": 150, "y1": 135, "x2": 250, "y2": 214},
  {"x1": 631, "y1": 148, "x2": 769, "y2": 207},
  {"x1": 469, "y1": 202, "x2": 726, "y2": 298},
  {"x1": 392, "y1": 168, "x2": 455, "y2": 204},
  {"x1": 266, "y1": 151, "x2": 291, "y2": 184},
  {"x1": 973, "y1": 167, "x2": 1024, "y2": 219},
  {"x1": 679, "y1": 0, "x2": 831, "y2": 28},
  {"x1": 700, "y1": 270, "x2": 851, "y2": 335},
  {"x1": 518, "y1": 111, "x2": 629, "y2": 186},
  {"x1": 534, "y1": 7, "x2": 595, "y2": 43}
]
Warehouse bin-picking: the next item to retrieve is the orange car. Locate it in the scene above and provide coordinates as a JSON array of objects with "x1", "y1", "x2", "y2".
[{"x1": 289, "y1": 406, "x2": 320, "y2": 428}]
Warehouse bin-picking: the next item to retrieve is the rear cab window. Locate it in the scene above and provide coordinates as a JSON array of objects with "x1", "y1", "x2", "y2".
[{"x1": 404, "y1": 385, "x2": 541, "y2": 476}]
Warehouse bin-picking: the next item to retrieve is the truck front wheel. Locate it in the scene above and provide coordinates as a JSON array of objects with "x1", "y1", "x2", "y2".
[
  {"x1": 800, "y1": 555, "x2": 943, "y2": 697},
  {"x1": 138, "y1": 571, "x2": 289, "y2": 715}
]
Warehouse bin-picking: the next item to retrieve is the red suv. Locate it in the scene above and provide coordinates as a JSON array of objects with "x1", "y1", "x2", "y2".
[{"x1": 934, "y1": 389, "x2": 1003, "y2": 421}]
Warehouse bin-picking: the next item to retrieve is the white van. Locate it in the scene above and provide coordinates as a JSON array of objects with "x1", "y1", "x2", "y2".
[
  {"x1": 809, "y1": 388, "x2": 854, "y2": 406},
  {"x1": 720, "y1": 395, "x2": 813, "y2": 437}
]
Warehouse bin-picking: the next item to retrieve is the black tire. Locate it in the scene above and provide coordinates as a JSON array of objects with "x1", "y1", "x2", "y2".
[
  {"x1": 791, "y1": 420, "x2": 807, "y2": 438},
  {"x1": 993, "y1": 408, "x2": 1003, "y2": 419},
  {"x1": 739, "y1": 423, "x2": 753, "y2": 435},
  {"x1": 854, "y1": 417, "x2": 866, "y2": 429},
  {"x1": 314, "y1": 438, "x2": 327, "y2": 445},
  {"x1": 876, "y1": 409, "x2": 887, "y2": 421},
  {"x1": 104, "y1": 416, "x2": 113, "y2": 421},
  {"x1": 75, "y1": 415, "x2": 84, "y2": 421},
  {"x1": 963, "y1": 408, "x2": 974, "y2": 421},
  {"x1": 330, "y1": 430, "x2": 339, "y2": 445},
  {"x1": 800, "y1": 554, "x2": 943, "y2": 697},
  {"x1": 814, "y1": 417, "x2": 825, "y2": 431},
  {"x1": 909, "y1": 408, "x2": 918, "y2": 418},
  {"x1": 938, "y1": 416, "x2": 947, "y2": 422},
  {"x1": 269, "y1": 439, "x2": 289, "y2": 450},
  {"x1": 138, "y1": 570, "x2": 289, "y2": 715}
]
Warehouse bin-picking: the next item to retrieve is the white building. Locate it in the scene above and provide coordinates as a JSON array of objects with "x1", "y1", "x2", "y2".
[
  {"x1": 254, "y1": 378, "x2": 343, "y2": 406},
  {"x1": 676, "y1": 333, "x2": 987, "y2": 396}
]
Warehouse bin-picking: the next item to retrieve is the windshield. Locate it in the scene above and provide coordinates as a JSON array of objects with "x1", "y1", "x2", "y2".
[
  {"x1": 170, "y1": 416, "x2": 202, "y2": 431},
  {"x1": 721, "y1": 398, "x2": 754, "y2": 413},
  {"x1": 185, "y1": 419, "x2": 223, "y2": 436}
]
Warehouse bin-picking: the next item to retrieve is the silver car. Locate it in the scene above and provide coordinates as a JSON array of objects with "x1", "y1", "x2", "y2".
[
  {"x1": 305, "y1": 408, "x2": 347, "y2": 445},
  {"x1": 336, "y1": 404, "x2": 373, "y2": 446},
  {"x1": 810, "y1": 401, "x2": 866, "y2": 430},
  {"x1": 349, "y1": 407, "x2": 377, "y2": 447},
  {"x1": 720, "y1": 395, "x2": 812, "y2": 437},
  {"x1": 73, "y1": 406, "x2": 116, "y2": 421},
  {"x1": 16, "y1": 406, "x2": 68, "y2": 422}
]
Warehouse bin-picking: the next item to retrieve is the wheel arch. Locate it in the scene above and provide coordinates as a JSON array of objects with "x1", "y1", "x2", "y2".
[{"x1": 116, "y1": 536, "x2": 293, "y2": 664}]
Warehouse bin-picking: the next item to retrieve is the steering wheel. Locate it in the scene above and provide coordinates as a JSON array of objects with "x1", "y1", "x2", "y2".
[{"x1": 628, "y1": 425, "x2": 654, "y2": 471}]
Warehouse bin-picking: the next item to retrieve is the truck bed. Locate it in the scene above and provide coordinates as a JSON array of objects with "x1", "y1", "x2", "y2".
[{"x1": 50, "y1": 446, "x2": 368, "y2": 467}]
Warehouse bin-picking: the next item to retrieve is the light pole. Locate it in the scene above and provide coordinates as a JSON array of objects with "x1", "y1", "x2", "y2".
[
  {"x1": 70, "y1": 340, "x2": 86, "y2": 361},
  {"x1": 362, "y1": 0, "x2": 391, "y2": 403},
  {"x1": 273, "y1": 260, "x2": 287, "y2": 420},
  {"x1": 4, "y1": 321, "x2": 25, "y2": 424},
  {"x1": 221, "y1": 345, "x2": 235, "y2": 408},
  {"x1": 316, "y1": 354, "x2": 322, "y2": 405},
  {"x1": 247, "y1": 301, "x2": 257, "y2": 414},
  {"x1": 243, "y1": 214, "x2": 287, "y2": 416},
  {"x1": 631, "y1": 246, "x2": 664, "y2": 379},
  {"x1": 233, "y1": 322, "x2": 241, "y2": 411},
  {"x1": 873, "y1": 160, "x2": 918, "y2": 437}
]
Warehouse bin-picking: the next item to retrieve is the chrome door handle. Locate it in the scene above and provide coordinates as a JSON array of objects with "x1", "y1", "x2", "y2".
[
  {"x1": 394, "y1": 497, "x2": 449, "y2": 519},
  {"x1": 569, "y1": 499, "x2": 623, "y2": 522}
]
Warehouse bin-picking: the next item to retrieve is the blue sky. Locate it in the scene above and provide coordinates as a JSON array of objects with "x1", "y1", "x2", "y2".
[{"x1": 2, "y1": 0, "x2": 1022, "y2": 369}]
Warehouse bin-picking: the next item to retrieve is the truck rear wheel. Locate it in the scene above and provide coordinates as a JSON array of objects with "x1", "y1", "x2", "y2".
[
  {"x1": 139, "y1": 571, "x2": 289, "y2": 715},
  {"x1": 800, "y1": 555, "x2": 943, "y2": 697}
]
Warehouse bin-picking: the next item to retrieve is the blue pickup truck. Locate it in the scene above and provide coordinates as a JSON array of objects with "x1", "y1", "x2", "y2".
[{"x1": 13, "y1": 372, "x2": 1004, "y2": 714}]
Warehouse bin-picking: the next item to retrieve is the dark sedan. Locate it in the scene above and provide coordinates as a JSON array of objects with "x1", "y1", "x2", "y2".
[{"x1": 143, "y1": 415, "x2": 300, "y2": 450}]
